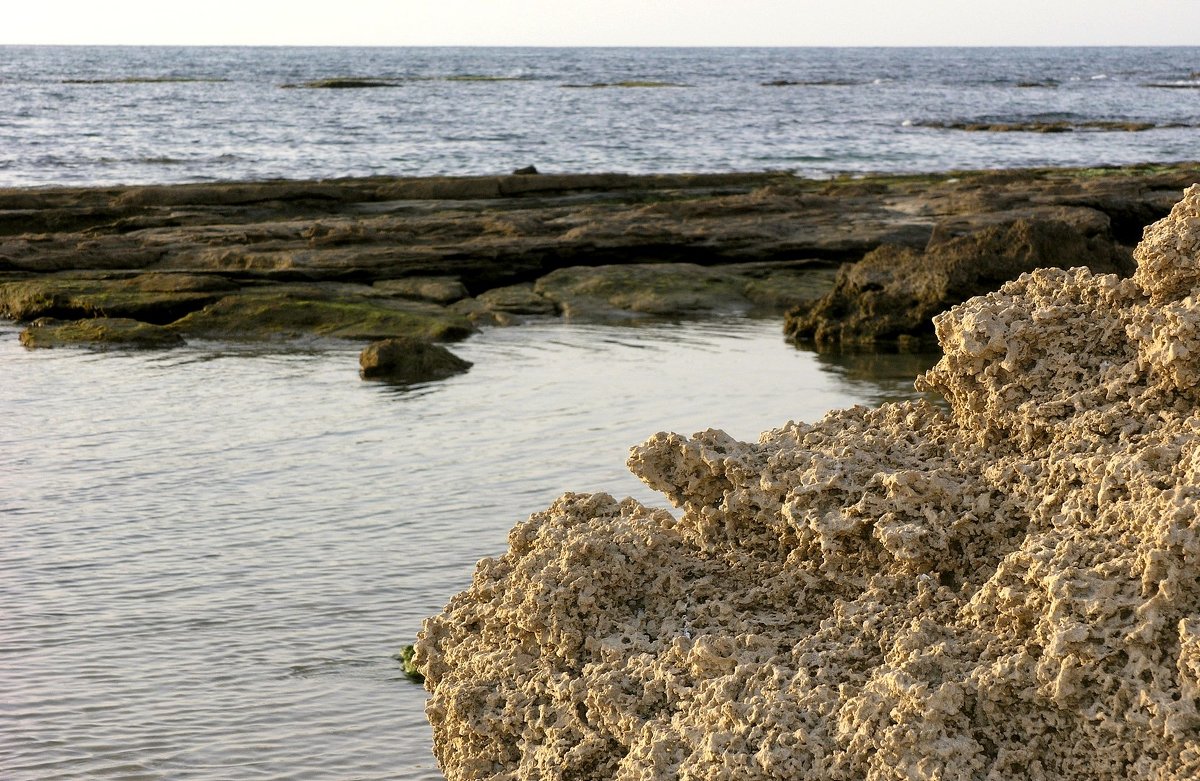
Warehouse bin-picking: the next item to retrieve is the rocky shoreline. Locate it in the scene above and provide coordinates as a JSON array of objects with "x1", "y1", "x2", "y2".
[
  {"x1": 414, "y1": 184, "x2": 1200, "y2": 781},
  {"x1": 2, "y1": 163, "x2": 1198, "y2": 366}
]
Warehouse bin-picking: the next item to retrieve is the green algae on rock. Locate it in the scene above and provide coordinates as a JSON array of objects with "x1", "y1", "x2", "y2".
[
  {"x1": 415, "y1": 185, "x2": 1200, "y2": 781},
  {"x1": 3, "y1": 164, "x2": 1200, "y2": 350},
  {"x1": 394, "y1": 644, "x2": 426, "y2": 683},
  {"x1": 20, "y1": 317, "x2": 185, "y2": 350},
  {"x1": 0, "y1": 273, "x2": 236, "y2": 324},
  {"x1": 915, "y1": 119, "x2": 1169, "y2": 133},
  {"x1": 533, "y1": 262, "x2": 837, "y2": 322},
  {"x1": 168, "y1": 290, "x2": 474, "y2": 342},
  {"x1": 371, "y1": 277, "x2": 469, "y2": 306}
]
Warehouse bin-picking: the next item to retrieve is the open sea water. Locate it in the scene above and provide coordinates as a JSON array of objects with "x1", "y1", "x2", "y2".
[
  {"x1": 0, "y1": 46, "x2": 1197, "y2": 186},
  {"x1": 0, "y1": 45, "x2": 1194, "y2": 780}
]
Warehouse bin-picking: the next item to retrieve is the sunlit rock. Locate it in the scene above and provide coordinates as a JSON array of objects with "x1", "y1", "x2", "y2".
[{"x1": 416, "y1": 186, "x2": 1200, "y2": 780}]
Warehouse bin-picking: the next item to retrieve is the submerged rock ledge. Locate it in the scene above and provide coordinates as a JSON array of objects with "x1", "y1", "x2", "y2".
[{"x1": 416, "y1": 186, "x2": 1200, "y2": 780}]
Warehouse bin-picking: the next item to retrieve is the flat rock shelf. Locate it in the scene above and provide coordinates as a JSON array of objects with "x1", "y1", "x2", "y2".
[{"x1": 2, "y1": 163, "x2": 1198, "y2": 352}]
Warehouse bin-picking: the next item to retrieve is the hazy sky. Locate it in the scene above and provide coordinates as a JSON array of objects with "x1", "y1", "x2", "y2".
[{"x1": 5, "y1": 1, "x2": 1200, "y2": 46}]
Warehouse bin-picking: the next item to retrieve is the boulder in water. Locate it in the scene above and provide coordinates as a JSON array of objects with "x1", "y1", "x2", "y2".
[{"x1": 358, "y1": 336, "x2": 471, "y2": 383}]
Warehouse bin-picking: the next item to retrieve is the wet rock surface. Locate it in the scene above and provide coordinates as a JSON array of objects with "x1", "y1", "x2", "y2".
[
  {"x1": 19, "y1": 317, "x2": 185, "y2": 349},
  {"x1": 358, "y1": 337, "x2": 472, "y2": 383},
  {"x1": 787, "y1": 218, "x2": 1133, "y2": 349},
  {"x1": 415, "y1": 185, "x2": 1200, "y2": 780},
  {"x1": 0, "y1": 164, "x2": 1197, "y2": 352}
]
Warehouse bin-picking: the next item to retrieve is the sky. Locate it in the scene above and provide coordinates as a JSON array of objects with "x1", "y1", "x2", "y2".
[{"x1": 4, "y1": 1, "x2": 1200, "y2": 47}]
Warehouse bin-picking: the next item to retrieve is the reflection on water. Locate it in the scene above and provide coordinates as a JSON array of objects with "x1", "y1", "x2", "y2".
[
  {"x1": 811, "y1": 348, "x2": 942, "y2": 408},
  {"x1": 0, "y1": 318, "x2": 939, "y2": 781}
]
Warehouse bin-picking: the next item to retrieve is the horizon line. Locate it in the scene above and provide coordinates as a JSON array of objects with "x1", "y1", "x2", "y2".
[{"x1": 2, "y1": 42, "x2": 1198, "y2": 49}]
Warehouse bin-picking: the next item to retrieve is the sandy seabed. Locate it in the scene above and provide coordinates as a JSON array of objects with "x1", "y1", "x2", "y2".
[{"x1": 416, "y1": 185, "x2": 1200, "y2": 780}]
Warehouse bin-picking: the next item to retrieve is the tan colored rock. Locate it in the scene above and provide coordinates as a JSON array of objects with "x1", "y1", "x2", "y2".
[
  {"x1": 1134, "y1": 183, "x2": 1200, "y2": 305},
  {"x1": 476, "y1": 284, "x2": 558, "y2": 316},
  {"x1": 372, "y1": 277, "x2": 469, "y2": 305},
  {"x1": 416, "y1": 185, "x2": 1200, "y2": 780}
]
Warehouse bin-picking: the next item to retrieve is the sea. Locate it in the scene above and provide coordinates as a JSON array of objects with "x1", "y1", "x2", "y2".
[
  {"x1": 0, "y1": 46, "x2": 1198, "y2": 186},
  {"x1": 0, "y1": 46, "x2": 1197, "y2": 781}
]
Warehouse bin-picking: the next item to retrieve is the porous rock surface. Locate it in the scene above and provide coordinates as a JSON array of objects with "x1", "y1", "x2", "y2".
[{"x1": 416, "y1": 185, "x2": 1200, "y2": 780}]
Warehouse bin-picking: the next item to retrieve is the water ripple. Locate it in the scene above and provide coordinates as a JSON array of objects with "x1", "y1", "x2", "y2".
[{"x1": 0, "y1": 317, "x2": 932, "y2": 780}]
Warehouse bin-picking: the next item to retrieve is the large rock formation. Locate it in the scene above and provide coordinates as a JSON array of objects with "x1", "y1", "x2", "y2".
[
  {"x1": 416, "y1": 185, "x2": 1200, "y2": 780},
  {"x1": 786, "y1": 217, "x2": 1132, "y2": 349},
  {"x1": 1, "y1": 164, "x2": 1197, "y2": 348}
]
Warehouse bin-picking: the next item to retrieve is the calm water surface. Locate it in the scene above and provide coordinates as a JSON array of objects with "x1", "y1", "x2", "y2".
[{"x1": 0, "y1": 318, "x2": 935, "y2": 780}]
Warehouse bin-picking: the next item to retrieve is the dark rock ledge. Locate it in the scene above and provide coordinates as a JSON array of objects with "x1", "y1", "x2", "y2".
[{"x1": 0, "y1": 164, "x2": 1196, "y2": 363}]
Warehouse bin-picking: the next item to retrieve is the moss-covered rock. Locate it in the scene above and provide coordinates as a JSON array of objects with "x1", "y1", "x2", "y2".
[
  {"x1": 734, "y1": 263, "x2": 841, "y2": 311},
  {"x1": 359, "y1": 337, "x2": 472, "y2": 383},
  {"x1": 785, "y1": 219, "x2": 1132, "y2": 350},
  {"x1": 169, "y1": 290, "x2": 474, "y2": 342},
  {"x1": 0, "y1": 273, "x2": 235, "y2": 323},
  {"x1": 19, "y1": 317, "x2": 185, "y2": 349},
  {"x1": 533, "y1": 262, "x2": 838, "y2": 321},
  {"x1": 534, "y1": 263, "x2": 743, "y2": 320},
  {"x1": 476, "y1": 284, "x2": 558, "y2": 316}
]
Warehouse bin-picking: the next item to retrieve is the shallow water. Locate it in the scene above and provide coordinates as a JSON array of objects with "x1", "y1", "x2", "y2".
[{"x1": 0, "y1": 318, "x2": 935, "y2": 780}]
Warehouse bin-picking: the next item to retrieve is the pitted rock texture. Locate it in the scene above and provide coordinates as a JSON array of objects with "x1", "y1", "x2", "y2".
[{"x1": 416, "y1": 185, "x2": 1200, "y2": 780}]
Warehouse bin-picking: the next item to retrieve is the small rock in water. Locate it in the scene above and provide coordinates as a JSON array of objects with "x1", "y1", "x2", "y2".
[{"x1": 358, "y1": 336, "x2": 471, "y2": 383}]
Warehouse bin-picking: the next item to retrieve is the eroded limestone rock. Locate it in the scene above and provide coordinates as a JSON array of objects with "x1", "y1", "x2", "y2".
[{"x1": 416, "y1": 185, "x2": 1200, "y2": 780}]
